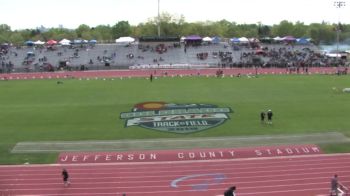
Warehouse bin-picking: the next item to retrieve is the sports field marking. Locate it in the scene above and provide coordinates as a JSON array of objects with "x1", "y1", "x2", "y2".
[
  {"x1": 1, "y1": 153, "x2": 349, "y2": 196},
  {"x1": 11, "y1": 132, "x2": 350, "y2": 153},
  {"x1": 2, "y1": 188, "x2": 332, "y2": 196},
  {"x1": 2, "y1": 152, "x2": 350, "y2": 168}
]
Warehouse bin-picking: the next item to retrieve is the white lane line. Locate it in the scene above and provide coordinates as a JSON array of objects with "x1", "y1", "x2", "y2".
[{"x1": 1, "y1": 163, "x2": 350, "y2": 179}]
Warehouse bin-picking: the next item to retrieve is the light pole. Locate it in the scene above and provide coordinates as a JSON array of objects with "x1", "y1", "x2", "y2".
[
  {"x1": 333, "y1": 1, "x2": 346, "y2": 53},
  {"x1": 157, "y1": 0, "x2": 161, "y2": 37}
]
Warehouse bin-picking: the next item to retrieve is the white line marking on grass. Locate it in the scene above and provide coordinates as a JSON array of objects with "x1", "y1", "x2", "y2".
[
  {"x1": 14, "y1": 132, "x2": 348, "y2": 145},
  {"x1": 12, "y1": 132, "x2": 350, "y2": 153}
]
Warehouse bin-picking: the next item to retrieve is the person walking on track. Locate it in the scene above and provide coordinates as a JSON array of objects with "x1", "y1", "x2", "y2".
[{"x1": 62, "y1": 168, "x2": 70, "y2": 187}]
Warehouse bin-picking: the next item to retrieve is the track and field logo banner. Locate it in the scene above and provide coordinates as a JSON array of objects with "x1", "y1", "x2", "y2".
[{"x1": 120, "y1": 102, "x2": 232, "y2": 133}]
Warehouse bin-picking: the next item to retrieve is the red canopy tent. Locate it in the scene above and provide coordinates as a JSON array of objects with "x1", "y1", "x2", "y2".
[{"x1": 46, "y1": 40, "x2": 58, "y2": 45}]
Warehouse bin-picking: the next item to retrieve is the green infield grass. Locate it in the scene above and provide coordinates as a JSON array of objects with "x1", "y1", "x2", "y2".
[{"x1": 1, "y1": 74, "x2": 350, "y2": 164}]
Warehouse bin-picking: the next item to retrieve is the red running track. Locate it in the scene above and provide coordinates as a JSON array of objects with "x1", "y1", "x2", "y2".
[
  {"x1": 0, "y1": 67, "x2": 341, "y2": 80},
  {"x1": 1, "y1": 153, "x2": 350, "y2": 196}
]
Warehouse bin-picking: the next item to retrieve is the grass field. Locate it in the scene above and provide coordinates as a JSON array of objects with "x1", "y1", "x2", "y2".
[{"x1": 1, "y1": 74, "x2": 350, "y2": 164}]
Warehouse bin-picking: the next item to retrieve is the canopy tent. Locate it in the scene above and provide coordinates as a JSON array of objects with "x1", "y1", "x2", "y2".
[
  {"x1": 46, "y1": 40, "x2": 57, "y2": 45},
  {"x1": 238, "y1": 37, "x2": 249, "y2": 43},
  {"x1": 115, "y1": 37, "x2": 135, "y2": 43},
  {"x1": 202, "y1": 37, "x2": 213, "y2": 42},
  {"x1": 273, "y1": 36, "x2": 283, "y2": 41},
  {"x1": 260, "y1": 37, "x2": 273, "y2": 43},
  {"x1": 180, "y1": 36, "x2": 186, "y2": 42},
  {"x1": 73, "y1": 39, "x2": 83, "y2": 44},
  {"x1": 230, "y1": 37, "x2": 240, "y2": 43},
  {"x1": 249, "y1": 38, "x2": 260, "y2": 43},
  {"x1": 185, "y1": 35, "x2": 202, "y2": 41},
  {"x1": 25, "y1": 40, "x2": 34, "y2": 46},
  {"x1": 184, "y1": 35, "x2": 202, "y2": 45},
  {"x1": 211, "y1": 36, "x2": 221, "y2": 44},
  {"x1": 59, "y1": 39, "x2": 71, "y2": 45},
  {"x1": 282, "y1": 36, "x2": 296, "y2": 42},
  {"x1": 34, "y1": 40, "x2": 45, "y2": 45},
  {"x1": 296, "y1": 37, "x2": 310, "y2": 44},
  {"x1": 139, "y1": 36, "x2": 180, "y2": 42}
]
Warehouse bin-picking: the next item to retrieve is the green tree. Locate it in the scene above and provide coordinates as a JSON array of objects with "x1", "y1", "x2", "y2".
[
  {"x1": 271, "y1": 20, "x2": 294, "y2": 37},
  {"x1": 236, "y1": 24, "x2": 258, "y2": 38},
  {"x1": 293, "y1": 22, "x2": 308, "y2": 38},
  {"x1": 0, "y1": 34, "x2": 7, "y2": 43},
  {"x1": 141, "y1": 12, "x2": 186, "y2": 36},
  {"x1": 9, "y1": 32, "x2": 24, "y2": 45},
  {"x1": 1, "y1": 17, "x2": 350, "y2": 45},
  {"x1": 306, "y1": 22, "x2": 334, "y2": 44},
  {"x1": 257, "y1": 23, "x2": 271, "y2": 38},
  {"x1": 93, "y1": 25, "x2": 113, "y2": 42},
  {"x1": 137, "y1": 22, "x2": 157, "y2": 36},
  {"x1": 0, "y1": 24, "x2": 11, "y2": 32},
  {"x1": 0, "y1": 24, "x2": 12, "y2": 42},
  {"x1": 76, "y1": 24, "x2": 91, "y2": 38},
  {"x1": 215, "y1": 20, "x2": 235, "y2": 38},
  {"x1": 112, "y1": 21, "x2": 132, "y2": 39}
]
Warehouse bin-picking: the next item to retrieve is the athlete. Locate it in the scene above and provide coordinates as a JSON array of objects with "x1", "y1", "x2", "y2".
[{"x1": 62, "y1": 168, "x2": 70, "y2": 187}]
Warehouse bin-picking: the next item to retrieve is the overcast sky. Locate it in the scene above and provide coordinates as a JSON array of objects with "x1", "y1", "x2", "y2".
[{"x1": 0, "y1": 0, "x2": 349, "y2": 30}]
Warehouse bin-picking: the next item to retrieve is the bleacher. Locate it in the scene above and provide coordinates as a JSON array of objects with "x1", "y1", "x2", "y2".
[{"x1": 0, "y1": 41, "x2": 344, "y2": 73}]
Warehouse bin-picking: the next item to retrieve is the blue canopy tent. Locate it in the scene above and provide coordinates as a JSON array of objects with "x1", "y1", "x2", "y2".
[
  {"x1": 73, "y1": 39, "x2": 83, "y2": 44},
  {"x1": 211, "y1": 36, "x2": 221, "y2": 44},
  {"x1": 230, "y1": 37, "x2": 240, "y2": 43},
  {"x1": 25, "y1": 40, "x2": 34, "y2": 46},
  {"x1": 297, "y1": 37, "x2": 310, "y2": 45},
  {"x1": 89, "y1": 40, "x2": 97, "y2": 44}
]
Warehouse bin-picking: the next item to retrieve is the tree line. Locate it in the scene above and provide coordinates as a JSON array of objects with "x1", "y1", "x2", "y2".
[{"x1": 0, "y1": 13, "x2": 349, "y2": 45}]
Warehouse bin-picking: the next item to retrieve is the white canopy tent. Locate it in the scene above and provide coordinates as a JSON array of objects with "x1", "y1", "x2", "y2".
[
  {"x1": 202, "y1": 37, "x2": 213, "y2": 42},
  {"x1": 238, "y1": 37, "x2": 249, "y2": 43},
  {"x1": 249, "y1": 38, "x2": 260, "y2": 43},
  {"x1": 59, "y1": 39, "x2": 71, "y2": 46},
  {"x1": 273, "y1": 36, "x2": 283, "y2": 41},
  {"x1": 115, "y1": 37, "x2": 135, "y2": 44},
  {"x1": 34, "y1": 40, "x2": 45, "y2": 45},
  {"x1": 180, "y1": 36, "x2": 186, "y2": 43}
]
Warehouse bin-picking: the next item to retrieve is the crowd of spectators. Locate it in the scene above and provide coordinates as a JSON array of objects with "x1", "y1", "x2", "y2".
[
  {"x1": 197, "y1": 52, "x2": 208, "y2": 60},
  {"x1": 0, "y1": 41, "x2": 348, "y2": 74},
  {"x1": 236, "y1": 45, "x2": 348, "y2": 70}
]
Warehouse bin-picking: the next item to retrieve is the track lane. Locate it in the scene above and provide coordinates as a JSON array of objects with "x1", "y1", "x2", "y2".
[{"x1": 1, "y1": 153, "x2": 350, "y2": 196}]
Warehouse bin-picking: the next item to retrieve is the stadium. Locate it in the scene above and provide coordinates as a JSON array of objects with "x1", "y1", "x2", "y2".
[{"x1": 1, "y1": 0, "x2": 350, "y2": 195}]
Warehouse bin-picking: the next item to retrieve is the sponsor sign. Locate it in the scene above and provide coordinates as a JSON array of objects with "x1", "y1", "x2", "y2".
[{"x1": 120, "y1": 102, "x2": 232, "y2": 133}]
